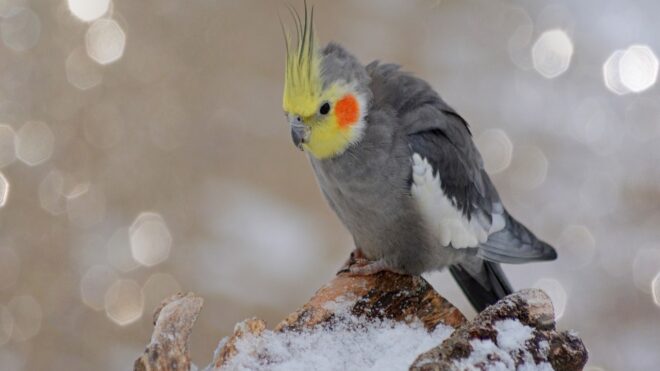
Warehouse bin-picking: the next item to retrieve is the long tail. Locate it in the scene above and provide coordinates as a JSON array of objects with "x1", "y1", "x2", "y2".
[{"x1": 449, "y1": 260, "x2": 513, "y2": 312}]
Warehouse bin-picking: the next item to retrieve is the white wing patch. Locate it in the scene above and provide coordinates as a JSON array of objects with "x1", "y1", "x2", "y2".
[
  {"x1": 411, "y1": 153, "x2": 490, "y2": 249},
  {"x1": 490, "y1": 211, "x2": 505, "y2": 234}
]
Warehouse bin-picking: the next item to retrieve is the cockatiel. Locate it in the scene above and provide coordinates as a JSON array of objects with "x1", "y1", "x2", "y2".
[{"x1": 282, "y1": 6, "x2": 557, "y2": 312}]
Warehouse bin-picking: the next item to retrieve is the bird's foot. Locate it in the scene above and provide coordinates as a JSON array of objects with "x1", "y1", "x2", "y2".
[
  {"x1": 347, "y1": 258, "x2": 403, "y2": 276},
  {"x1": 337, "y1": 249, "x2": 403, "y2": 276},
  {"x1": 337, "y1": 248, "x2": 367, "y2": 274}
]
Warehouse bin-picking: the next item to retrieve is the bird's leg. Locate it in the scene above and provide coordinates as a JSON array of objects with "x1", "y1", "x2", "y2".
[{"x1": 337, "y1": 248, "x2": 404, "y2": 276}]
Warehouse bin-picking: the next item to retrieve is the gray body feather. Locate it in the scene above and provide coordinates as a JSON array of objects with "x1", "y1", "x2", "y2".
[{"x1": 309, "y1": 43, "x2": 556, "y2": 311}]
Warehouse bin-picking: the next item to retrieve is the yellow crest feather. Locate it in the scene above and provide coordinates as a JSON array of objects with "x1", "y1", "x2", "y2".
[{"x1": 282, "y1": 3, "x2": 322, "y2": 117}]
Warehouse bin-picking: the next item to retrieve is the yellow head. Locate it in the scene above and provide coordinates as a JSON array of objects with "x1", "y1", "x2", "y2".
[{"x1": 282, "y1": 5, "x2": 368, "y2": 159}]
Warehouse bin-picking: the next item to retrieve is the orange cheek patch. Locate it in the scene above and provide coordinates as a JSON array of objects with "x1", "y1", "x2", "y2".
[{"x1": 335, "y1": 95, "x2": 359, "y2": 128}]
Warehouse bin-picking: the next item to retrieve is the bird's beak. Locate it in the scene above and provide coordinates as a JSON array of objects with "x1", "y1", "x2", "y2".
[{"x1": 289, "y1": 117, "x2": 309, "y2": 150}]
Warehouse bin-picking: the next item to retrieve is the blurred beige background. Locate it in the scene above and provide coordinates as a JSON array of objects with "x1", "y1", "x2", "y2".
[{"x1": 1, "y1": 0, "x2": 659, "y2": 370}]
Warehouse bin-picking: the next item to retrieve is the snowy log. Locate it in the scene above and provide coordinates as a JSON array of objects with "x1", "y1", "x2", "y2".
[
  {"x1": 134, "y1": 272, "x2": 587, "y2": 371},
  {"x1": 410, "y1": 289, "x2": 588, "y2": 370},
  {"x1": 210, "y1": 271, "x2": 466, "y2": 369}
]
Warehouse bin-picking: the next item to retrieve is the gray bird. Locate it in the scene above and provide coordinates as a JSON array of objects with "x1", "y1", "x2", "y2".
[{"x1": 281, "y1": 6, "x2": 557, "y2": 311}]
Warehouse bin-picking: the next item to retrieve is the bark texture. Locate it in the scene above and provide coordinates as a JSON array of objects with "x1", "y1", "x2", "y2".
[
  {"x1": 134, "y1": 292, "x2": 204, "y2": 371},
  {"x1": 211, "y1": 317, "x2": 267, "y2": 369},
  {"x1": 276, "y1": 271, "x2": 466, "y2": 332}
]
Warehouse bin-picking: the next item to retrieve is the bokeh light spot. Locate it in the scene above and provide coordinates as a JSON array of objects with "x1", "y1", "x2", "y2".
[
  {"x1": 15, "y1": 121, "x2": 55, "y2": 166},
  {"x1": 558, "y1": 225, "x2": 596, "y2": 268},
  {"x1": 38, "y1": 170, "x2": 67, "y2": 215},
  {"x1": 104, "y1": 279, "x2": 144, "y2": 326},
  {"x1": 533, "y1": 278, "x2": 567, "y2": 320},
  {"x1": 652, "y1": 273, "x2": 660, "y2": 307},
  {"x1": 0, "y1": 6, "x2": 41, "y2": 52},
  {"x1": 0, "y1": 172, "x2": 8, "y2": 208},
  {"x1": 106, "y1": 228, "x2": 139, "y2": 273},
  {"x1": 80, "y1": 265, "x2": 118, "y2": 311},
  {"x1": 65, "y1": 47, "x2": 103, "y2": 90},
  {"x1": 7, "y1": 295, "x2": 42, "y2": 341},
  {"x1": 475, "y1": 129, "x2": 513, "y2": 174},
  {"x1": 67, "y1": 0, "x2": 111, "y2": 22},
  {"x1": 632, "y1": 247, "x2": 660, "y2": 294},
  {"x1": 66, "y1": 181, "x2": 91, "y2": 200},
  {"x1": 532, "y1": 29, "x2": 573, "y2": 78},
  {"x1": 603, "y1": 50, "x2": 631, "y2": 95},
  {"x1": 506, "y1": 7, "x2": 534, "y2": 71},
  {"x1": 130, "y1": 212, "x2": 172, "y2": 267},
  {"x1": 85, "y1": 18, "x2": 126, "y2": 65},
  {"x1": 0, "y1": 124, "x2": 17, "y2": 168},
  {"x1": 619, "y1": 45, "x2": 658, "y2": 93}
]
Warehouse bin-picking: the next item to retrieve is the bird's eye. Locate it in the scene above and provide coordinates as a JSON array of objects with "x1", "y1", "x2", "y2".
[{"x1": 319, "y1": 102, "x2": 331, "y2": 115}]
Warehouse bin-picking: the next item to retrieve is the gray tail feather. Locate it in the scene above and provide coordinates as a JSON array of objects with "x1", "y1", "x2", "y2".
[
  {"x1": 449, "y1": 261, "x2": 513, "y2": 312},
  {"x1": 478, "y1": 212, "x2": 557, "y2": 264}
]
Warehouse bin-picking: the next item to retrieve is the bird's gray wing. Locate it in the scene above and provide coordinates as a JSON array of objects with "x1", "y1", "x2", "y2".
[{"x1": 404, "y1": 103, "x2": 557, "y2": 263}]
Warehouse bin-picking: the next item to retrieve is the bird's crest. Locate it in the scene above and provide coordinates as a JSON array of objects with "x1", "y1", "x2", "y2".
[{"x1": 282, "y1": 2, "x2": 322, "y2": 117}]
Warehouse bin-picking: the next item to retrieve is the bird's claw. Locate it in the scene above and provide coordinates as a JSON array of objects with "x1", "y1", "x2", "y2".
[{"x1": 347, "y1": 259, "x2": 401, "y2": 276}]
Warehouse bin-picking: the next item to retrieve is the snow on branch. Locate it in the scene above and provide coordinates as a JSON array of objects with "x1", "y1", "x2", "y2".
[
  {"x1": 134, "y1": 272, "x2": 587, "y2": 371},
  {"x1": 410, "y1": 289, "x2": 587, "y2": 371}
]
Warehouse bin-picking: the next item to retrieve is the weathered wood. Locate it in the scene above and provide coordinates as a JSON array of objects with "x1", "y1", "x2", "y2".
[
  {"x1": 410, "y1": 289, "x2": 588, "y2": 371},
  {"x1": 275, "y1": 271, "x2": 466, "y2": 332},
  {"x1": 134, "y1": 292, "x2": 203, "y2": 371}
]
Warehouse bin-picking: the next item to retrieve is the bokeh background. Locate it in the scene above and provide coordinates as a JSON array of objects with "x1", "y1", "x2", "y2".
[{"x1": 0, "y1": 0, "x2": 659, "y2": 369}]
